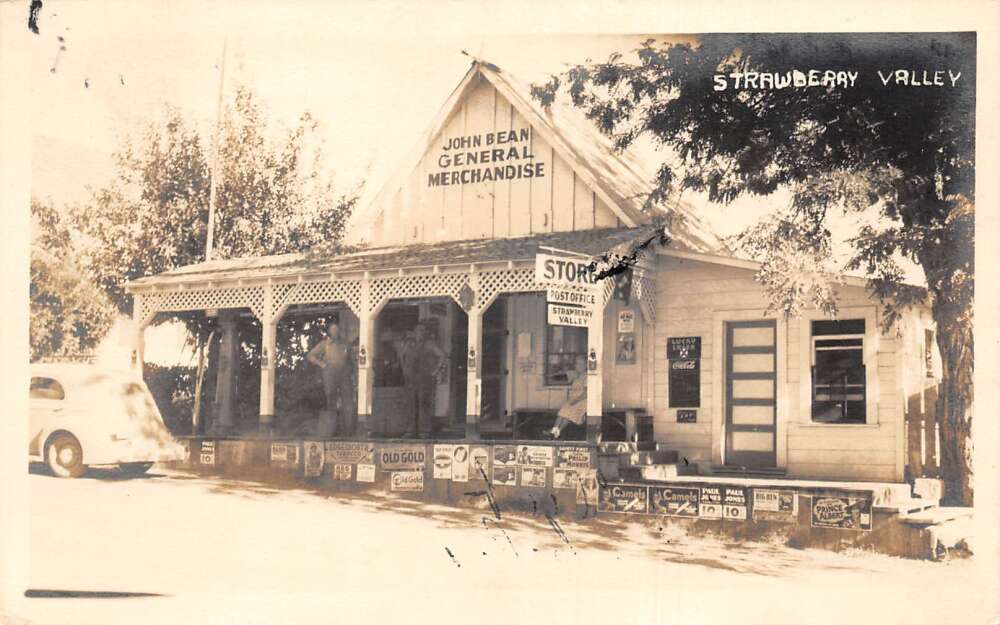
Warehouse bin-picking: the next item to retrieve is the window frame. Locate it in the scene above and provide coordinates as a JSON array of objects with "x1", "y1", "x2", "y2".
[
  {"x1": 797, "y1": 306, "x2": 879, "y2": 427},
  {"x1": 809, "y1": 330, "x2": 867, "y2": 424},
  {"x1": 543, "y1": 323, "x2": 588, "y2": 387}
]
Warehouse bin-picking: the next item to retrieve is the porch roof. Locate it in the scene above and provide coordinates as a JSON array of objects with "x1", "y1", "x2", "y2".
[{"x1": 128, "y1": 226, "x2": 658, "y2": 290}]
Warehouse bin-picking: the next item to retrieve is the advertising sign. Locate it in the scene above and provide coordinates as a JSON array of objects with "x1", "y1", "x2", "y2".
[
  {"x1": 668, "y1": 358, "x2": 701, "y2": 408},
  {"x1": 753, "y1": 489, "x2": 799, "y2": 523},
  {"x1": 576, "y1": 469, "x2": 598, "y2": 505},
  {"x1": 390, "y1": 471, "x2": 424, "y2": 492},
  {"x1": 379, "y1": 445, "x2": 426, "y2": 470},
  {"x1": 555, "y1": 446, "x2": 592, "y2": 469},
  {"x1": 649, "y1": 486, "x2": 701, "y2": 517},
  {"x1": 332, "y1": 463, "x2": 353, "y2": 481},
  {"x1": 492, "y1": 466, "x2": 518, "y2": 486},
  {"x1": 493, "y1": 445, "x2": 518, "y2": 467},
  {"x1": 535, "y1": 253, "x2": 599, "y2": 290},
  {"x1": 598, "y1": 483, "x2": 649, "y2": 514},
  {"x1": 699, "y1": 486, "x2": 724, "y2": 519},
  {"x1": 470, "y1": 446, "x2": 490, "y2": 479},
  {"x1": 433, "y1": 444, "x2": 454, "y2": 479},
  {"x1": 516, "y1": 445, "x2": 553, "y2": 467},
  {"x1": 552, "y1": 468, "x2": 580, "y2": 490},
  {"x1": 676, "y1": 409, "x2": 697, "y2": 423},
  {"x1": 723, "y1": 486, "x2": 749, "y2": 521},
  {"x1": 303, "y1": 441, "x2": 325, "y2": 477},
  {"x1": 618, "y1": 309, "x2": 636, "y2": 333},
  {"x1": 810, "y1": 493, "x2": 873, "y2": 531},
  {"x1": 451, "y1": 445, "x2": 470, "y2": 482},
  {"x1": 356, "y1": 463, "x2": 376, "y2": 483},
  {"x1": 521, "y1": 466, "x2": 547, "y2": 488},
  {"x1": 325, "y1": 442, "x2": 375, "y2": 464},
  {"x1": 547, "y1": 303, "x2": 593, "y2": 328},
  {"x1": 199, "y1": 440, "x2": 216, "y2": 466},
  {"x1": 667, "y1": 336, "x2": 702, "y2": 359},
  {"x1": 270, "y1": 442, "x2": 298, "y2": 463}
]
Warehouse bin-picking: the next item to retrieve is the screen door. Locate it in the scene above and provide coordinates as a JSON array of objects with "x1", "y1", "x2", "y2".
[{"x1": 724, "y1": 320, "x2": 777, "y2": 467}]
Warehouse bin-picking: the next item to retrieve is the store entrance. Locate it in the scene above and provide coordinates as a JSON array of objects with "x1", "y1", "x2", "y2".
[{"x1": 724, "y1": 320, "x2": 777, "y2": 467}]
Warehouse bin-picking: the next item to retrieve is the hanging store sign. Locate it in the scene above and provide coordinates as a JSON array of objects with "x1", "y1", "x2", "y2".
[
  {"x1": 547, "y1": 304, "x2": 593, "y2": 327},
  {"x1": 649, "y1": 486, "x2": 701, "y2": 517},
  {"x1": 547, "y1": 288, "x2": 598, "y2": 309},
  {"x1": 379, "y1": 445, "x2": 427, "y2": 470},
  {"x1": 810, "y1": 492, "x2": 873, "y2": 531},
  {"x1": 535, "y1": 253, "x2": 600, "y2": 290},
  {"x1": 599, "y1": 484, "x2": 649, "y2": 514}
]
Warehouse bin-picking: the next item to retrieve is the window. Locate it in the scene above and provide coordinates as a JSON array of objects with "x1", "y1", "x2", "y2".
[
  {"x1": 810, "y1": 319, "x2": 866, "y2": 424},
  {"x1": 924, "y1": 329, "x2": 935, "y2": 378},
  {"x1": 374, "y1": 305, "x2": 420, "y2": 387},
  {"x1": 544, "y1": 325, "x2": 587, "y2": 386},
  {"x1": 30, "y1": 377, "x2": 65, "y2": 400}
]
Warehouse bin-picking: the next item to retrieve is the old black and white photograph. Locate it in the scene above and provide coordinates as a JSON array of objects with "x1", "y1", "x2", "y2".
[{"x1": 1, "y1": 1, "x2": 998, "y2": 624}]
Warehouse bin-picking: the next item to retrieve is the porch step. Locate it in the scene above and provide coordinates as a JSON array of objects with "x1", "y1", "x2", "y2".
[
  {"x1": 876, "y1": 497, "x2": 938, "y2": 514},
  {"x1": 638, "y1": 463, "x2": 699, "y2": 481},
  {"x1": 598, "y1": 441, "x2": 673, "y2": 454},
  {"x1": 710, "y1": 465, "x2": 787, "y2": 478},
  {"x1": 623, "y1": 450, "x2": 679, "y2": 466}
]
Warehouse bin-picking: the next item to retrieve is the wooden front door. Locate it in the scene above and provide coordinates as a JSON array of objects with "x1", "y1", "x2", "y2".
[{"x1": 724, "y1": 320, "x2": 777, "y2": 467}]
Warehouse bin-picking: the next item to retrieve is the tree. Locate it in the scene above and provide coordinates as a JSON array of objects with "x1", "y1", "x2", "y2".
[
  {"x1": 76, "y1": 87, "x2": 362, "y2": 431},
  {"x1": 79, "y1": 86, "x2": 361, "y2": 314},
  {"x1": 30, "y1": 198, "x2": 116, "y2": 361},
  {"x1": 533, "y1": 33, "x2": 975, "y2": 504}
]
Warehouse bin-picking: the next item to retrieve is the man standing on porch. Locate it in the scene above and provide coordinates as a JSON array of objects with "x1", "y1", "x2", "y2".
[
  {"x1": 306, "y1": 321, "x2": 356, "y2": 437},
  {"x1": 399, "y1": 321, "x2": 445, "y2": 438}
]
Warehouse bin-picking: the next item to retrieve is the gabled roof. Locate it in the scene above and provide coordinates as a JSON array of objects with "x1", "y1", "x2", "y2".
[
  {"x1": 128, "y1": 227, "x2": 660, "y2": 289},
  {"x1": 363, "y1": 57, "x2": 724, "y2": 256}
]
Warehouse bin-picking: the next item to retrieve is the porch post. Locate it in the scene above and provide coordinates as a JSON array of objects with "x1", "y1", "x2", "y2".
[
  {"x1": 213, "y1": 310, "x2": 239, "y2": 433},
  {"x1": 586, "y1": 302, "x2": 605, "y2": 443},
  {"x1": 465, "y1": 307, "x2": 483, "y2": 440},
  {"x1": 132, "y1": 293, "x2": 147, "y2": 375},
  {"x1": 357, "y1": 274, "x2": 375, "y2": 435},
  {"x1": 258, "y1": 287, "x2": 277, "y2": 434},
  {"x1": 465, "y1": 270, "x2": 482, "y2": 440}
]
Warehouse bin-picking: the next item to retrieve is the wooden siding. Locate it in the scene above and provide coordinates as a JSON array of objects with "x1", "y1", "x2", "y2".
[
  {"x1": 368, "y1": 78, "x2": 618, "y2": 247},
  {"x1": 652, "y1": 255, "x2": 908, "y2": 482}
]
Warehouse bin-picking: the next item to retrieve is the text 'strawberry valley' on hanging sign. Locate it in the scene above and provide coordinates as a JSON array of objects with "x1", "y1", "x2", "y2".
[{"x1": 428, "y1": 128, "x2": 545, "y2": 187}]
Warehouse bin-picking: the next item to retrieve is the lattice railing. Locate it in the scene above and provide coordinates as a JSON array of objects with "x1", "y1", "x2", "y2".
[
  {"x1": 632, "y1": 272, "x2": 657, "y2": 323},
  {"x1": 135, "y1": 286, "x2": 266, "y2": 325},
  {"x1": 368, "y1": 272, "x2": 470, "y2": 314},
  {"x1": 278, "y1": 279, "x2": 363, "y2": 317}
]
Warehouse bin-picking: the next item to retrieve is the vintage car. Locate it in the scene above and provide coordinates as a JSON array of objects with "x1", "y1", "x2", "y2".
[{"x1": 29, "y1": 363, "x2": 187, "y2": 478}]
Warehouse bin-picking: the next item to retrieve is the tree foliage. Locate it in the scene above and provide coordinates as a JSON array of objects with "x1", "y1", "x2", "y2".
[
  {"x1": 78, "y1": 86, "x2": 361, "y2": 316},
  {"x1": 533, "y1": 33, "x2": 975, "y2": 503},
  {"x1": 30, "y1": 198, "x2": 116, "y2": 362}
]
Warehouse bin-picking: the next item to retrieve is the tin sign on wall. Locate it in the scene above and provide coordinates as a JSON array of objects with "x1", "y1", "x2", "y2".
[
  {"x1": 699, "y1": 486, "x2": 724, "y2": 518},
  {"x1": 810, "y1": 493, "x2": 873, "y2": 531},
  {"x1": 380, "y1": 445, "x2": 426, "y2": 470},
  {"x1": 199, "y1": 440, "x2": 216, "y2": 466},
  {"x1": 390, "y1": 471, "x2": 424, "y2": 492},
  {"x1": 753, "y1": 489, "x2": 799, "y2": 523},
  {"x1": 723, "y1": 486, "x2": 749, "y2": 521},
  {"x1": 649, "y1": 486, "x2": 700, "y2": 517},
  {"x1": 598, "y1": 484, "x2": 650, "y2": 514}
]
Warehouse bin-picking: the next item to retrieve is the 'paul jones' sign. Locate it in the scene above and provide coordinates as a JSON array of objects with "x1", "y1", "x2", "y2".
[{"x1": 429, "y1": 129, "x2": 544, "y2": 187}]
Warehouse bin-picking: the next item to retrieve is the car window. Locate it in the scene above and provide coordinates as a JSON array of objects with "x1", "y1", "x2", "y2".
[{"x1": 30, "y1": 377, "x2": 65, "y2": 400}]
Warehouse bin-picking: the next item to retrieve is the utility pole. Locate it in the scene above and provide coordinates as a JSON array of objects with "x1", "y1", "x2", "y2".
[{"x1": 206, "y1": 37, "x2": 227, "y2": 262}]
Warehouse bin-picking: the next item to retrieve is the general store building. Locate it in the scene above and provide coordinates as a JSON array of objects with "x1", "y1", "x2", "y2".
[{"x1": 127, "y1": 59, "x2": 943, "y2": 487}]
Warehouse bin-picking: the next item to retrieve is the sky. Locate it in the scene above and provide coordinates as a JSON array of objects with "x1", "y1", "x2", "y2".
[{"x1": 14, "y1": 0, "x2": 939, "y2": 363}]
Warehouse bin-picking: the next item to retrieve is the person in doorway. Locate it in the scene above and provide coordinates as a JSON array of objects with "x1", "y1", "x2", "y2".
[
  {"x1": 399, "y1": 321, "x2": 445, "y2": 438},
  {"x1": 550, "y1": 355, "x2": 588, "y2": 439},
  {"x1": 306, "y1": 321, "x2": 356, "y2": 437}
]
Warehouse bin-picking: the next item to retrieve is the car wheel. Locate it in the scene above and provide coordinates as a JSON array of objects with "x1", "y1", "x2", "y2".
[
  {"x1": 119, "y1": 462, "x2": 154, "y2": 475},
  {"x1": 46, "y1": 433, "x2": 85, "y2": 478}
]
